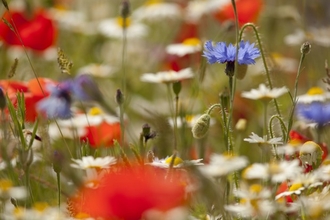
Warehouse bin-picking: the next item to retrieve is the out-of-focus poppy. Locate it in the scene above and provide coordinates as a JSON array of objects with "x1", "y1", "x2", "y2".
[
  {"x1": 0, "y1": 9, "x2": 57, "y2": 51},
  {"x1": 213, "y1": 0, "x2": 264, "y2": 26},
  {"x1": 81, "y1": 120, "x2": 121, "y2": 148},
  {"x1": 69, "y1": 165, "x2": 188, "y2": 220}
]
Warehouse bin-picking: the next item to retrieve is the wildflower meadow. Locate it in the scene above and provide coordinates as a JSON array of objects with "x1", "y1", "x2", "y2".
[{"x1": 0, "y1": 0, "x2": 330, "y2": 219}]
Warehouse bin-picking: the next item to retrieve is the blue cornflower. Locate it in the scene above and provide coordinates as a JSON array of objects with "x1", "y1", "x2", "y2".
[
  {"x1": 203, "y1": 40, "x2": 260, "y2": 76},
  {"x1": 296, "y1": 102, "x2": 330, "y2": 126},
  {"x1": 63, "y1": 74, "x2": 103, "y2": 102},
  {"x1": 296, "y1": 87, "x2": 330, "y2": 126},
  {"x1": 37, "y1": 85, "x2": 72, "y2": 119}
]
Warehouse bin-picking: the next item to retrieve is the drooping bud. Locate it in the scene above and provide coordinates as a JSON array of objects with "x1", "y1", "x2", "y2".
[
  {"x1": 120, "y1": 0, "x2": 130, "y2": 19},
  {"x1": 191, "y1": 114, "x2": 211, "y2": 139},
  {"x1": 172, "y1": 81, "x2": 181, "y2": 96},
  {"x1": 219, "y1": 88, "x2": 229, "y2": 109},
  {"x1": 300, "y1": 42, "x2": 311, "y2": 55}
]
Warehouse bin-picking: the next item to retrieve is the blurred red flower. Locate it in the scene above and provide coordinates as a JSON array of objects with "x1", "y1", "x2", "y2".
[
  {"x1": 81, "y1": 120, "x2": 121, "y2": 148},
  {"x1": 0, "y1": 9, "x2": 56, "y2": 51},
  {"x1": 70, "y1": 165, "x2": 188, "y2": 220},
  {"x1": 1, "y1": 78, "x2": 56, "y2": 122},
  {"x1": 213, "y1": 0, "x2": 264, "y2": 26}
]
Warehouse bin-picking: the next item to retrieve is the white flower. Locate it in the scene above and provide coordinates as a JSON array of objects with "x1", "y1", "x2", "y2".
[
  {"x1": 132, "y1": 2, "x2": 182, "y2": 21},
  {"x1": 147, "y1": 156, "x2": 203, "y2": 169},
  {"x1": 78, "y1": 63, "x2": 116, "y2": 78},
  {"x1": 166, "y1": 38, "x2": 202, "y2": 57},
  {"x1": 140, "y1": 68, "x2": 194, "y2": 83},
  {"x1": 241, "y1": 84, "x2": 288, "y2": 100},
  {"x1": 244, "y1": 132, "x2": 283, "y2": 145},
  {"x1": 199, "y1": 154, "x2": 248, "y2": 177},
  {"x1": 243, "y1": 160, "x2": 303, "y2": 183},
  {"x1": 184, "y1": 0, "x2": 210, "y2": 23},
  {"x1": 168, "y1": 114, "x2": 215, "y2": 128},
  {"x1": 276, "y1": 139, "x2": 304, "y2": 156},
  {"x1": 71, "y1": 156, "x2": 116, "y2": 170},
  {"x1": 98, "y1": 17, "x2": 148, "y2": 39},
  {"x1": 0, "y1": 179, "x2": 27, "y2": 201},
  {"x1": 285, "y1": 28, "x2": 330, "y2": 47},
  {"x1": 297, "y1": 87, "x2": 330, "y2": 104}
]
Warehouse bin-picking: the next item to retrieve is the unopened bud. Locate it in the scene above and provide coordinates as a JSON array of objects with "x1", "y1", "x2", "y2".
[
  {"x1": 191, "y1": 114, "x2": 211, "y2": 139},
  {"x1": 0, "y1": 87, "x2": 6, "y2": 110},
  {"x1": 220, "y1": 88, "x2": 229, "y2": 109},
  {"x1": 120, "y1": 0, "x2": 130, "y2": 19},
  {"x1": 116, "y1": 89, "x2": 125, "y2": 105},
  {"x1": 300, "y1": 42, "x2": 311, "y2": 55},
  {"x1": 172, "y1": 81, "x2": 181, "y2": 96},
  {"x1": 235, "y1": 118, "x2": 247, "y2": 131}
]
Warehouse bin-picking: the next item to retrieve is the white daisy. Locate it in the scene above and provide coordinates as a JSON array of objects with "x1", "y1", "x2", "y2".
[
  {"x1": 184, "y1": 0, "x2": 210, "y2": 23},
  {"x1": 297, "y1": 87, "x2": 330, "y2": 104},
  {"x1": 244, "y1": 132, "x2": 283, "y2": 145},
  {"x1": 285, "y1": 28, "x2": 330, "y2": 47},
  {"x1": 276, "y1": 139, "x2": 304, "y2": 156},
  {"x1": 148, "y1": 156, "x2": 203, "y2": 169},
  {"x1": 199, "y1": 154, "x2": 248, "y2": 177},
  {"x1": 241, "y1": 84, "x2": 288, "y2": 101},
  {"x1": 0, "y1": 179, "x2": 27, "y2": 201},
  {"x1": 168, "y1": 114, "x2": 215, "y2": 128},
  {"x1": 132, "y1": 1, "x2": 182, "y2": 21},
  {"x1": 71, "y1": 156, "x2": 116, "y2": 170},
  {"x1": 98, "y1": 17, "x2": 148, "y2": 39},
  {"x1": 140, "y1": 68, "x2": 194, "y2": 83},
  {"x1": 166, "y1": 38, "x2": 202, "y2": 57},
  {"x1": 78, "y1": 63, "x2": 116, "y2": 78}
]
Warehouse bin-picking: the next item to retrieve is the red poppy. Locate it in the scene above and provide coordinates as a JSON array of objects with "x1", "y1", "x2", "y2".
[
  {"x1": 213, "y1": 0, "x2": 264, "y2": 26},
  {"x1": 80, "y1": 121, "x2": 121, "y2": 148},
  {"x1": 70, "y1": 165, "x2": 188, "y2": 220},
  {"x1": 1, "y1": 78, "x2": 55, "y2": 122},
  {"x1": 0, "y1": 9, "x2": 56, "y2": 51}
]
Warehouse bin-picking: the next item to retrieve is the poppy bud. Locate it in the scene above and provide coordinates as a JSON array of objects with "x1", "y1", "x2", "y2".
[{"x1": 191, "y1": 114, "x2": 211, "y2": 139}]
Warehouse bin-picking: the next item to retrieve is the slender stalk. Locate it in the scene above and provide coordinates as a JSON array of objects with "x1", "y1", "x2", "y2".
[
  {"x1": 173, "y1": 95, "x2": 179, "y2": 151},
  {"x1": 263, "y1": 101, "x2": 268, "y2": 139},
  {"x1": 119, "y1": 104, "x2": 125, "y2": 145},
  {"x1": 25, "y1": 167, "x2": 34, "y2": 204},
  {"x1": 239, "y1": 23, "x2": 282, "y2": 118},
  {"x1": 121, "y1": 20, "x2": 128, "y2": 96},
  {"x1": 56, "y1": 172, "x2": 61, "y2": 209}
]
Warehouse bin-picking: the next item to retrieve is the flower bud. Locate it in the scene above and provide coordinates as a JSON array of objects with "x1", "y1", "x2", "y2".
[
  {"x1": 0, "y1": 87, "x2": 6, "y2": 110},
  {"x1": 172, "y1": 81, "x2": 181, "y2": 96},
  {"x1": 300, "y1": 42, "x2": 311, "y2": 55},
  {"x1": 116, "y1": 89, "x2": 125, "y2": 105},
  {"x1": 191, "y1": 114, "x2": 211, "y2": 139},
  {"x1": 120, "y1": 0, "x2": 130, "y2": 19}
]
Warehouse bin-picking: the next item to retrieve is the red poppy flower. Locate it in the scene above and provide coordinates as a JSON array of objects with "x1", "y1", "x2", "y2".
[
  {"x1": 70, "y1": 165, "x2": 188, "y2": 220},
  {"x1": 81, "y1": 120, "x2": 121, "y2": 148},
  {"x1": 213, "y1": 0, "x2": 264, "y2": 26},
  {"x1": 0, "y1": 9, "x2": 56, "y2": 51}
]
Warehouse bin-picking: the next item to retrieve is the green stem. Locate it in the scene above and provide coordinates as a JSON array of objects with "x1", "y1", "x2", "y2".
[
  {"x1": 239, "y1": 23, "x2": 282, "y2": 118},
  {"x1": 122, "y1": 20, "x2": 127, "y2": 96},
  {"x1": 173, "y1": 95, "x2": 179, "y2": 151},
  {"x1": 56, "y1": 172, "x2": 61, "y2": 209},
  {"x1": 263, "y1": 101, "x2": 268, "y2": 139},
  {"x1": 25, "y1": 167, "x2": 34, "y2": 204},
  {"x1": 119, "y1": 104, "x2": 125, "y2": 145}
]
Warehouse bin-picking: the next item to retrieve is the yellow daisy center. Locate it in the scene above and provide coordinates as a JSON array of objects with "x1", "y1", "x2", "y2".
[
  {"x1": 289, "y1": 139, "x2": 303, "y2": 146},
  {"x1": 0, "y1": 179, "x2": 13, "y2": 191},
  {"x1": 88, "y1": 107, "x2": 103, "y2": 116},
  {"x1": 165, "y1": 156, "x2": 184, "y2": 166},
  {"x1": 13, "y1": 207, "x2": 25, "y2": 217},
  {"x1": 116, "y1": 17, "x2": 131, "y2": 28},
  {"x1": 145, "y1": 0, "x2": 162, "y2": 5},
  {"x1": 75, "y1": 213, "x2": 91, "y2": 219},
  {"x1": 307, "y1": 87, "x2": 324, "y2": 95},
  {"x1": 289, "y1": 183, "x2": 303, "y2": 191},
  {"x1": 250, "y1": 184, "x2": 263, "y2": 194},
  {"x1": 183, "y1": 38, "x2": 201, "y2": 46},
  {"x1": 33, "y1": 202, "x2": 49, "y2": 212},
  {"x1": 322, "y1": 159, "x2": 330, "y2": 166}
]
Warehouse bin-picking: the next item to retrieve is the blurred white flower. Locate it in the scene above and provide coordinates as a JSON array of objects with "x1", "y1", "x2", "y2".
[
  {"x1": 166, "y1": 38, "x2": 202, "y2": 57},
  {"x1": 285, "y1": 28, "x2": 330, "y2": 47},
  {"x1": 297, "y1": 87, "x2": 330, "y2": 104},
  {"x1": 199, "y1": 154, "x2": 248, "y2": 177},
  {"x1": 147, "y1": 156, "x2": 203, "y2": 169},
  {"x1": 71, "y1": 156, "x2": 116, "y2": 170},
  {"x1": 132, "y1": 1, "x2": 182, "y2": 21},
  {"x1": 184, "y1": 0, "x2": 210, "y2": 23},
  {"x1": 142, "y1": 207, "x2": 189, "y2": 220},
  {"x1": 98, "y1": 17, "x2": 148, "y2": 39},
  {"x1": 241, "y1": 84, "x2": 288, "y2": 101},
  {"x1": 140, "y1": 68, "x2": 194, "y2": 83},
  {"x1": 244, "y1": 132, "x2": 283, "y2": 145},
  {"x1": 78, "y1": 63, "x2": 116, "y2": 78},
  {"x1": 0, "y1": 179, "x2": 27, "y2": 201},
  {"x1": 168, "y1": 114, "x2": 215, "y2": 128}
]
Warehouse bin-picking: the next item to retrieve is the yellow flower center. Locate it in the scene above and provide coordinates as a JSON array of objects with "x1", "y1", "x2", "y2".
[
  {"x1": 33, "y1": 202, "x2": 49, "y2": 212},
  {"x1": 0, "y1": 179, "x2": 13, "y2": 191},
  {"x1": 14, "y1": 207, "x2": 25, "y2": 217},
  {"x1": 322, "y1": 159, "x2": 330, "y2": 166},
  {"x1": 165, "y1": 156, "x2": 183, "y2": 166},
  {"x1": 88, "y1": 107, "x2": 103, "y2": 116},
  {"x1": 145, "y1": 0, "x2": 162, "y2": 5},
  {"x1": 116, "y1": 17, "x2": 131, "y2": 28},
  {"x1": 182, "y1": 38, "x2": 201, "y2": 46},
  {"x1": 289, "y1": 183, "x2": 303, "y2": 191},
  {"x1": 307, "y1": 87, "x2": 324, "y2": 95},
  {"x1": 249, "y1": 184, "x2": 263, "y2": 194}
]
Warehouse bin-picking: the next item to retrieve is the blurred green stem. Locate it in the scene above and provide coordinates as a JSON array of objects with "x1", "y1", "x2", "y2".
[
  {"x1": 173, "y1": 95, "x2": 179, "y2": 151},
  {"x1": 56, "y1": 172, "x2": 61, "y2": 209},
  {"x1": 239, "y1": 23, "x2": 282, "y2": 118}
]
